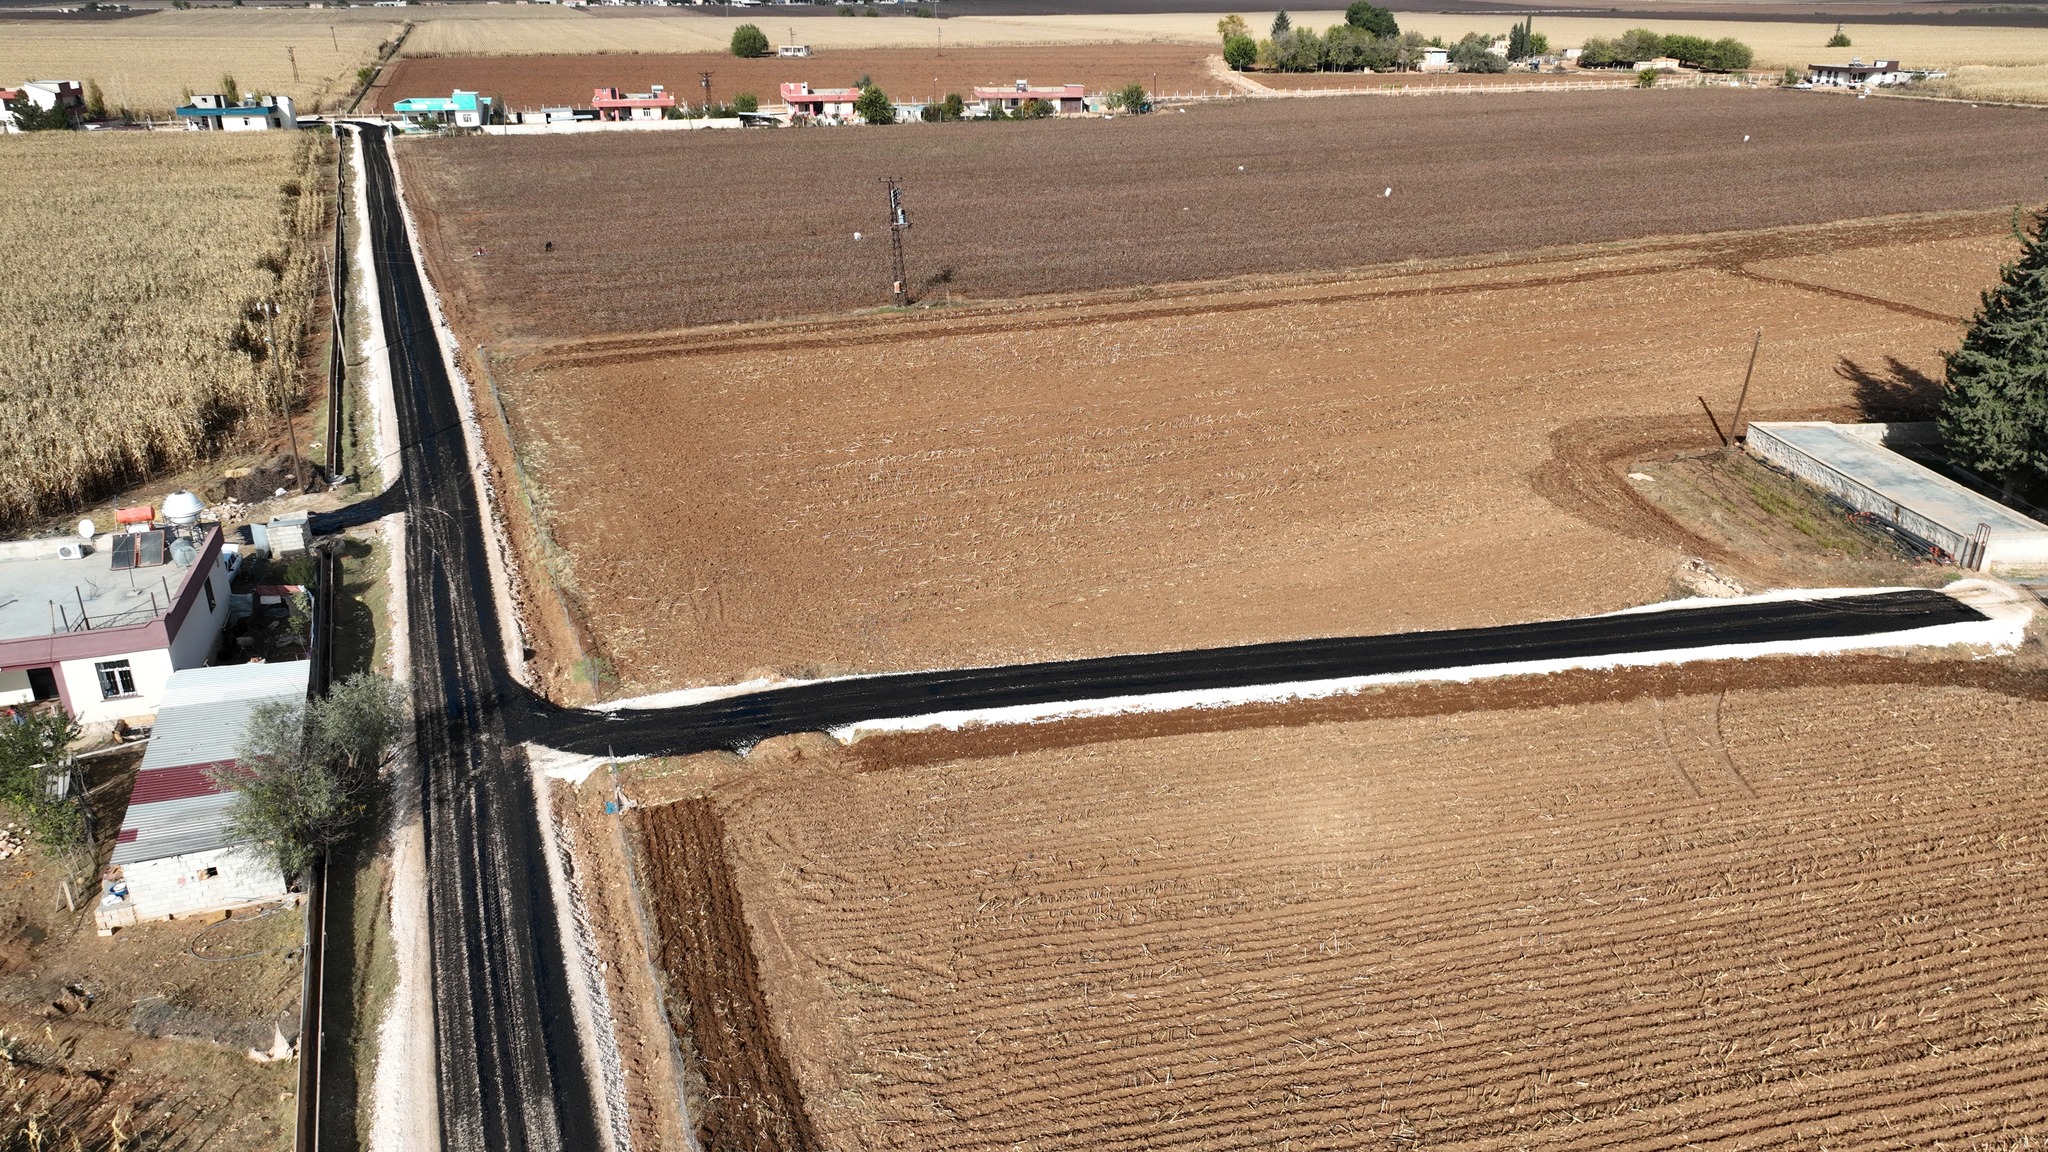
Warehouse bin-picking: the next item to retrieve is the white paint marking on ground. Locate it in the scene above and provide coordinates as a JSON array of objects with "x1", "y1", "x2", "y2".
[
  {"x1": 829, "y1": 582, "x2": 2031, "y2": 742},
  {"x1": 531, "y1": 745, "x2": 643, "y2": 786}
]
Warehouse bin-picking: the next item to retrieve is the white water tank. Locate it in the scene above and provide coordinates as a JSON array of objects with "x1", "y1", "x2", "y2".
[{"x1": 162, "y1": 490, "x2": 205, "y2": 526}]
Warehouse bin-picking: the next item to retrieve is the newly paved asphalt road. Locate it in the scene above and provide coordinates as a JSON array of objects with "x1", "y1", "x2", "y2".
[
  {"x1": 527, "y1": 590, "x2": 1985, "y2": 758},
  {"x1": 359, "y1": 126, "x2": 600, "y2": 1152}
]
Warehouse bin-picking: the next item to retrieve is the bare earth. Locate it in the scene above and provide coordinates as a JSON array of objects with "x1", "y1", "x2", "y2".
[{"x1": 634, "y1": 680, "x2": 2048, "y2": 1149}]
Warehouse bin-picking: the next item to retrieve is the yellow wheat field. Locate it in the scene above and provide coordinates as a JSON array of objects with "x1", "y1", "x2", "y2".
[
  {"x1": 1915, "y1": 63, "x2": 2048, "y2": 104},
  {"x1": 0, "y1": 132, "x2": 330, "y2": 528},
  {"x1": 396, "y1": 7, "x2": 2048, "y2": 73},
  {"x1": 0, "y1": 9, "x2": 401, "y2": 115}
]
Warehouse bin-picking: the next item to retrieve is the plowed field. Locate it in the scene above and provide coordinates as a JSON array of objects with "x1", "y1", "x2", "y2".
[
  {"x1": 634, "y1": 681, "x2": 2048, "y2": 1149},
  {"x1": 374, "y1": 45, "x2": 1223, "y2": 113},
  {"x1": 485, "y1": 213, "x2": 2007, "y2": 693},
  {"x1": 398, "y1": 90, "x2": 2048, "y2": 339}
]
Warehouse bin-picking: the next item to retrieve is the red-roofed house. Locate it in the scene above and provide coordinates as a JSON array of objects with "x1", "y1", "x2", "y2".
[
  {"x1": 780, "y1": 81, "x2": 862, "y2": 121},
  {"x1": 592, "y1": 85, "x2": 677, "y2": 121},
  {"x1": 972, "y1": 80, "x2": 1085, "y2": 115},
  {"x1": 95, "y1": 660, "x2": 307, "y2": 933}
]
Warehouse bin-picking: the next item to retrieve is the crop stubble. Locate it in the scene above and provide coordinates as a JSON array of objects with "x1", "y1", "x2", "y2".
[{"x1": 634, "y1": 682, "x2": 2048, "y2": 1149}]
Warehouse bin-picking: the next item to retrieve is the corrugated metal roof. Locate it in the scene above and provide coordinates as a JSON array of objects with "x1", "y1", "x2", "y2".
[{"x1": 116, "y1": 661, "x2": 309, "y2": 866}]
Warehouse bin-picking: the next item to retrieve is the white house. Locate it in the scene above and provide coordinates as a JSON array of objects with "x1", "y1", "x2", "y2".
[
  {"x1": 1807, "y1": 59, "x2": 1911, "y2": 88},
  {"x1": 174, "y1": 92, "x2": 298, "y2": 131},
  {"x1": 96, "y1": 660, "x2": 308, "y2": 932},
  {"x1": 0, "y1": 518, "x2": 230, "y2": 729},
  {"x1": 780, "y1": 81, "x2": 861, "y2": 120}
]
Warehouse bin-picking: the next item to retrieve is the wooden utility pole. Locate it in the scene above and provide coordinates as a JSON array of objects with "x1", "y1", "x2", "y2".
[
  {"x1": 1728, "y1": 327, "x2": 1762, "y2": 443},
  {"x1": 699, "y1": 71, "x2": 713, "y2": 115},
  {"x1": 265, "y1": 301, "x2": 306, "y2": 491},
  {"x1": 288, "y1": 46, "x2": 300, "y2": 83}
]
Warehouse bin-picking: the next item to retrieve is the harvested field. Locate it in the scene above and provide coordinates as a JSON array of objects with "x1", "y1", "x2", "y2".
[
  {"x1": 484, "y1": 214, "x2": 2010, "y2": 693},
  {"x1": 0, "y1": 8, "x2": 400, "y2": 115},
  {"x1": 0, "y1": 132, "x2": 331, "y2": 529},
  {"x1": 634, "y1": 681, "x2": 2048, "y2": 1149},
  {"x1": 374, "y1": 45, "x2": 1223, "y2": 114},
  {"x1": 399, "y1": 91, "x2": 2048, "y2": 339}
]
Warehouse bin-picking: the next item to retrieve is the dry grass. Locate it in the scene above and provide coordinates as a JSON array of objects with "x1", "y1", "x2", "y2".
[
  {"x1": 394, "y1": 8, "x2": 2048, "y2": 73},
  {"x1": 1912, "y1": 63, "x2": 2048, "y2": 104},
  {"x1": 0, "y1": 8, "x2": 402, "y2": 115},
  {"x1": 0, "y1": 132, "x2": 331, "y2": 529}
]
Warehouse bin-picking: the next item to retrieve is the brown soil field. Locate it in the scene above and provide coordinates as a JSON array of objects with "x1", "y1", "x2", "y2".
[
  {"x1": 630, "y1": 679, "x2": 2048, "y2": 1149},
  {"x1": 374, "y1": 45, "x2": 1224, "y2": 113},
  {"x1": 399, "y1": 91, "x2": 2048, "y2": 340},
  {"x1": 478, "y1": 213, "x2": 2008, "y2": 694}
]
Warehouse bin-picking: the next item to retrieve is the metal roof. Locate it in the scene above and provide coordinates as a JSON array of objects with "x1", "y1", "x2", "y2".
[{"x1": 114, "y1": 660, "x2": 309, "y2": 866}]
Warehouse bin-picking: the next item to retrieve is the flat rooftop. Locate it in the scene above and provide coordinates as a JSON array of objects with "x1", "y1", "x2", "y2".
[
  {"x1": 1753, "y1": 422, "x2": 2048, "y2": 538},
  {"x1": 0, "y1": 533, "x2": 199, "y2": 642}
]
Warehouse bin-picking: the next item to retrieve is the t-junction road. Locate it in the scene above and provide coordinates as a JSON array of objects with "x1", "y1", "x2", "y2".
[
  {"x1": 355, "y1": 123, "x2": 1999, "y2": 1151},
  {"x1": 358, "y1": 125, "x2": 600, "y2": 1152}
]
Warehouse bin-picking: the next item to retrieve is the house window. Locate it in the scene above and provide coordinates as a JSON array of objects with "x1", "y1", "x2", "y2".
[
  {"x1": 201, "y1": 866, "x2": 219, "y2": 879},
  {"x1": 95, "y1": 660, "x2": 136, "y2": 699},
  {"x1": 204, "y1": 577, "x2": 216, "y2": 613}
]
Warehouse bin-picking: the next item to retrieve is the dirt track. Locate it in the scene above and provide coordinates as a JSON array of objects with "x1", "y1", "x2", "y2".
[{"x1": 637, "y1": 680, "x2": 2048, "y2": 1149}]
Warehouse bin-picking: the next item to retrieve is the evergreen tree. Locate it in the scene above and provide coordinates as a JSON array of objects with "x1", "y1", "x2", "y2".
[
  {"x1": 1271, "y1": 9, "x2": 1290, "y2": 36},
  {"x1": 1940, "y1": 208, "x2": 2048, "y2": 493}
]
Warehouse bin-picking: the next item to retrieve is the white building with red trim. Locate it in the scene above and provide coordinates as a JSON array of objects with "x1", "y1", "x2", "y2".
[
  {"x1": 96, "y1": 660, "x2": 306, "y2": 932},
  {"x1": 972, "y1": 80, "x2": 1086, "y2": 115},
  {"x1": 0, "y1": 525, "x2": 230, "y2": 728},
  {"x1": 780, "y1": 81, "x2": 862, "y2": 120},
  {"x1": 591, "y1": 85, "x2": 676, "y2": 120}
]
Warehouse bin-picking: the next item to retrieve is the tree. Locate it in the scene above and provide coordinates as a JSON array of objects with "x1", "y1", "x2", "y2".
[
  {"x1": 1615, "y1": 27, "x2": 1663, "y2": 63},
  {"x1": 0, "y1": 709, "x2": 83, "y2": 844},
  {"x1": 1108, "y1": 81, "x2": 1148, "y2": 113},
  {"x1": 1449, "y1": 32, "x2": 1507, "y2": 73},
  {"x1": 1578, "y1": 36, "x2": 1619, "y2": 67},
  {"x1": 219, "y1": 72, "x2": 240, "y2": 100},
  {"x1": 1217, "y1": 13, "x2": 1248, "y2": 42},
  {"x1": 1827, "y1": 24, "x2": 1852, "y2": 48},
  {"x1": 732, "y1": 91, "x2": 759, "y2": 113},
  {"x1": 1270, "y1": 9, "x2": 1289, "y2": 36},
  {"x1": 4, "y1": 91, "x2": 71, "y2": 131},
  {"x1": 729, "y1": 23, "x2": 770, "y2": 57},
  {"x1": 84, "y1": 80, "x2": 107, "y2": 120},
  {"x1": 1343, "y1": 0, "x2": 1397, "y2": 37},
  {"x1": 1324, "y1": 24, "x2": 1395, "y2": 72},
  {"x1": 1505, "y1": 16, "x2": 1545, "y2": 60},
  {"x1": 1702, "y1": 37, "x2": 1753, "y2": 70},
  {"x1": 920, "y1": 91, "x2": 965, "y2": 121},
  {"x1": 1015, "y1": 97, "x2": 1053, "y2": 118},
  {"x1": 212, "y1": 673, "x2": 407, "y2": 881},
  {"x1": 1272, "y1": 26, "x2": 1324, "y2": 72},
  {"x1": 1636, "y1": 66, "x2": 1660, "y2": 87},
  {"x1": 1223, "y1": 34, "x2": 1258, "y2": 71},
  {"x1": 854, "y1": 82, "x2": 894, "y2": 123},
  {"x1": 1940, "y1": 207, "x2": 2048, "y2": 495}
]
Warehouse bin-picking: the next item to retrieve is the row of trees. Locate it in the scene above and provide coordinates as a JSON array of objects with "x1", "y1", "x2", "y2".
[
  {"x1": 1580, "y1": 29, "x2": 1754, "y2": 71},
  {"x1": 1941, "y1": 208, "x2": 2048, "y2": 502},
  {"x1": 1218, "y1": 8, "x2": 1546, "y2": 74}
]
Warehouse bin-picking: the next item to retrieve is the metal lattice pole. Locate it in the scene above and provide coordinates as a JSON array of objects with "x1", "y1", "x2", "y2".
[{"x1": 882, "y1": 176, "x2": 911, "y2": 305}]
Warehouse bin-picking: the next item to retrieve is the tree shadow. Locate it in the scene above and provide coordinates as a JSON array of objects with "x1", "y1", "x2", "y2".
[{"x1": 1837, "y1": 355, "x2": 1943, "y2": 421}]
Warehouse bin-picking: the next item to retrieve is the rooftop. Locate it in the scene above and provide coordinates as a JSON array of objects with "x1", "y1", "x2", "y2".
[
  {"x1": 0, "y1": 530, "x2": 209, "y2": 644},
  {"x1": 114, "y1": 659, "x2": 310, "y2": 866}
]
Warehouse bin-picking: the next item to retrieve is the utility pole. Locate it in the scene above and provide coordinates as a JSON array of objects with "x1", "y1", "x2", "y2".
[
  {"x1": 881, "y1": 177, "x2": 911, "y2": 306},
  {"x1": 264, "y1": 301, "x2": 306, "y2": 491},
  {"x1": 1728, "y1": 327, "x2": 1762, "y2": 443},
  {"x1": 699, "y1": 70, "x2": 714, "y2": 115},
  {"x1": 288, "y1": 46, "x2": 300, "y2": 83}
]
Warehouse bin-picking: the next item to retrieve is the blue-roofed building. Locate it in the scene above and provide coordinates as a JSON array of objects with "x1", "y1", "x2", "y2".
[
  {"x1": 95, "y1": 660, "x2": 308, "y2": 933},
  {"x1": 173, "y1": 92, "x2": 298, "y2": 132},
  {"x1": 392, "y1": 89, "x2": 493, "y2": 130}
]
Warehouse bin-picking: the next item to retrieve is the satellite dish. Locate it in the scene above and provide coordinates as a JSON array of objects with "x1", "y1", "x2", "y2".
[{"x1": 77, "y1": 519, "x2": 95, "y2": 540}]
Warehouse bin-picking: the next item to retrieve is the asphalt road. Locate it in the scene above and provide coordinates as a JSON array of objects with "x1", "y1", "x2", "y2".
[
  {"x1": 357, "y1": 125, "x2": 601, "y2": 1152},
  {"x1": 529, "y1": 590, "x2": 1984, "y2": 758}
]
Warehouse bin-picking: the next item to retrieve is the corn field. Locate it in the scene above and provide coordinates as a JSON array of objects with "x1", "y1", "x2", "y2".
[{"x1": 0, "y1": 131, "x2": 332, "y2": 530}]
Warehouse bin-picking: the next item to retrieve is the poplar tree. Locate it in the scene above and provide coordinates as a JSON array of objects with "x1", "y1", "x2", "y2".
[{"x1": 1940, "y1": 207, "x2": 2048, "y2": 494}]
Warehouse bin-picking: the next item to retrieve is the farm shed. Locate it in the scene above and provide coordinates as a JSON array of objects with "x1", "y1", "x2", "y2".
[
  {"x1": 174, "y1": 93, "x2": 298, "y2": 132},
  {"x1": 1747, "y1": 421, "x2": 2048, "y2": 572},
  {"x1": 972, "y1": 81, "x2": 1085, "y2": 115},
  {"x1": 95, "y1": 660, "x2": 308, "y2": 933},
  {"x1": 0, "y1": 526, "x2": 230, "y2": 728}
]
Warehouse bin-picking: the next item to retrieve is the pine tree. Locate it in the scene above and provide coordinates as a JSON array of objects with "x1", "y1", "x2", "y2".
[
  {"x1": 1940, "y1": 207, "x2": 2048, "y2": 494},
  {"x1": 1271, "y1": 9, "x2": 1290, "y2": 36}
]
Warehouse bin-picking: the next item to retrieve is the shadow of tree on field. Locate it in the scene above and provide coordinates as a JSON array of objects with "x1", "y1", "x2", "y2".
[{"x1": 1839, "y1": 355, "x2": 1943, "y2": 421}]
